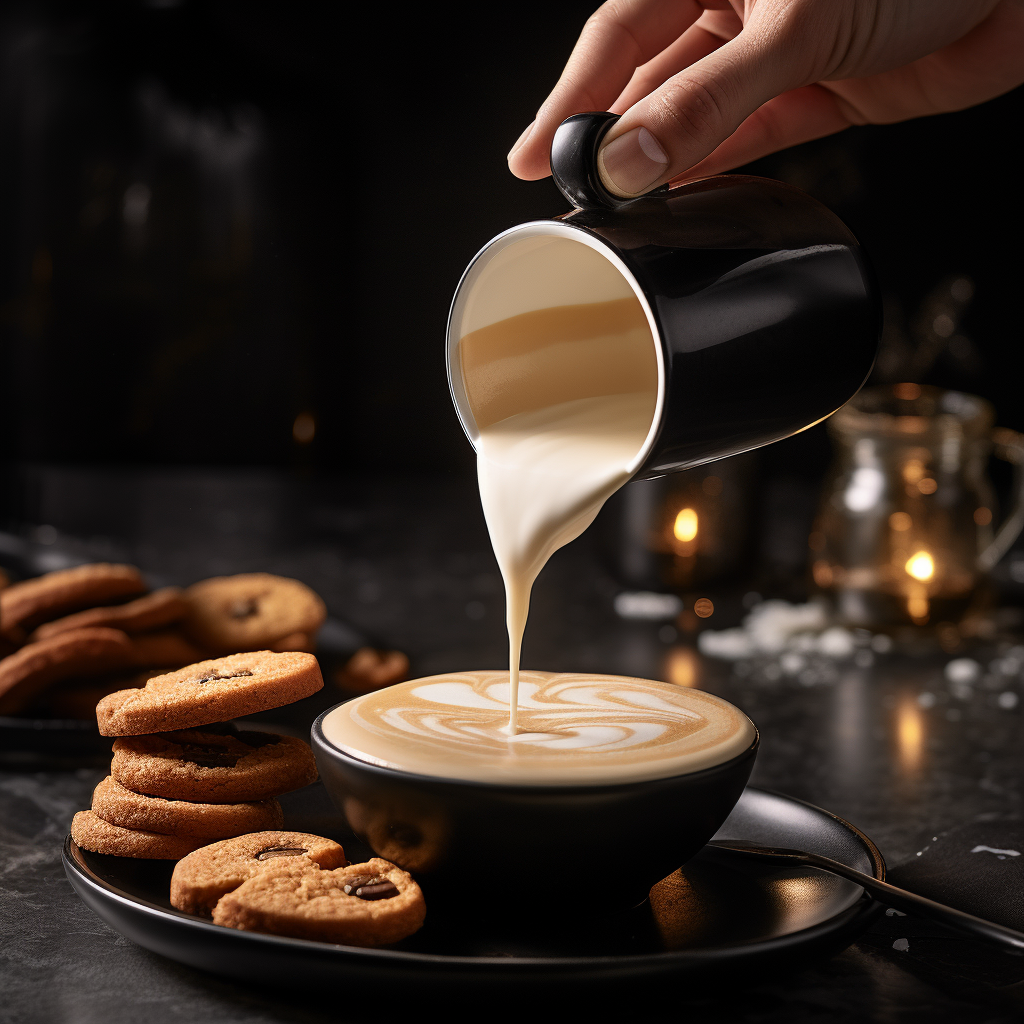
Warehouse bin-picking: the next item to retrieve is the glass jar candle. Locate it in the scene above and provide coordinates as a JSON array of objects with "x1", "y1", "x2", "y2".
[{"x1": 812, "y1": 384, "x2": 1024, "y2": 627}]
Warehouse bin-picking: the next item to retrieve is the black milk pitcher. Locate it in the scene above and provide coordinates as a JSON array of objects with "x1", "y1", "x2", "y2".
[{"x1": 447, "y1": 111, "x2": 880, "y2": 478}]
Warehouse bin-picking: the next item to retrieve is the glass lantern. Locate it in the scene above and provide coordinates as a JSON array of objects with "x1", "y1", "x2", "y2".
[
  {"x1": 600, "y1": 453, "x2": 756, "y2": 593},
  {"x1": 812, "y1": 384, "x2": 1024, "y2": 627}
]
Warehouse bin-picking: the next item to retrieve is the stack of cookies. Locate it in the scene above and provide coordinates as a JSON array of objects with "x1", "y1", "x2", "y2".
[
  {"x1": 71, "y1": 651, "x2": 324, "y2": 859},
  {"x1": 0, "y1": 564, "x2": 326, "y2": 720}
]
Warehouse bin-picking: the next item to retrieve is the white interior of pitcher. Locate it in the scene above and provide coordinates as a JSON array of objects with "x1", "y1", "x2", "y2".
[{"x1": 446, "y1": 222, "x2": 665, "y2": 477}]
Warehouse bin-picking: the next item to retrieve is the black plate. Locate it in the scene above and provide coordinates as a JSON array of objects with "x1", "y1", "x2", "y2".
[
  {"x1": 0, "y1": 714, "x2": 113, "y2": 761},
  {"x1": 63, "y1": 787, "x2": 885, "y2": 991}
]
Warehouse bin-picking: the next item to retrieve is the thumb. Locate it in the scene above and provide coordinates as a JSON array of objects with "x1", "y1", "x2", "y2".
[{"x1": 597, "y1": 30, "x2": 806, "y2": 197}]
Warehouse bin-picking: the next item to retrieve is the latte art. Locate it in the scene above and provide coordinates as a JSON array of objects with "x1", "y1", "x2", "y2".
[{"x1": 321, "y1": 671, "x2": 756, "y2": 785}]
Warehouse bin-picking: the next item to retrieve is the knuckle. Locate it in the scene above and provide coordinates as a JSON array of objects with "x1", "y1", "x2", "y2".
[
  {"x1": 585, "y1": 0, "x2": 629, "y2": 32},
  {"x1": 657, "y1": 76, "x2": 729, "y2": 142},
  {"x1": 582, "y1": 1, "x2": 642, "y2": 55}
]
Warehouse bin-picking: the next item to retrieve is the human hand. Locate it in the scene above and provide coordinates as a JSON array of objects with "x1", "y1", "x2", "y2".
[{"x1": 507, "y1": 0, "x2": 1024, "y2": 197}]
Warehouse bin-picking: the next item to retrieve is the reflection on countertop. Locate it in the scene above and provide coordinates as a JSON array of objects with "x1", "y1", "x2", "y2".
[{"x1": 1, "y1": 466, "x2": 1021, "y2": 1023}]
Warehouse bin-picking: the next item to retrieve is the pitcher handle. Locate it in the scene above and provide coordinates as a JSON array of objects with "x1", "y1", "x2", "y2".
[{"x1": 978, "y1": 427, "x2": 1024, "y2": 573}]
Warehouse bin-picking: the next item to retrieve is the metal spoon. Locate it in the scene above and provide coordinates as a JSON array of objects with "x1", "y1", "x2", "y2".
[{"x1": 707, "y1": 839, "x2": 1024, "y2": 954}]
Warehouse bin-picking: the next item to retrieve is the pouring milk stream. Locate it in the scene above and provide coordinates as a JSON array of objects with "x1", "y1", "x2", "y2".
[{"x1": 454, "y1": 234, "x2": 660, "y2": 733}]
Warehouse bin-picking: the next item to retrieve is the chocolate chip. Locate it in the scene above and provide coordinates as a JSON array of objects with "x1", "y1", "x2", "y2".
[
  {"x1": 256, "y1": 846, "x2": 308, "y2": 860},
  {"x1": 194, "y1": 670, "x2": 254, "y2": 684},
  {"x1": 229, "y1": 598, "x2": 260, "y2": 619},
  {"x1": 179, "y1": 744, "x2": 242, "y2": 769},
  {"x1": 342, "y1": 874, "x2": 375, "y2": 892},
  {"x1": 343, "y1": 875, "x2": 399, "y2": 900},
  {"x1": 234, "y1": 730, "x2": 280, "y2": 749},
  {"x1": 168, "y1": 726, "x2": 277, "y2": 766}
]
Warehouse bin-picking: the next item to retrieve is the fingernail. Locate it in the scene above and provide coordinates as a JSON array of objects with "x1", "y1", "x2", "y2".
[
  {"x1": 598, "y1": 127, "x2": 669, "y2": 197},
  {"x1": 507, "y1": 121, "x2": 536, "y2": 162}
]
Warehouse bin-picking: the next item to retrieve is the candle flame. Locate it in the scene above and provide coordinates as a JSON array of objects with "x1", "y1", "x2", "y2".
[
  {"x1": 673, "y1": 508, "x2": 698, "y2": 543},
  {"x1": 905, "y1": 551, "x2": 934, "y2": 581},
  {"x1": 889, "y1": 512, "x2": 912, "y2": 532},
  {"x1": 896, "y1": 697, "x2": 924, "y2": 772},
  {"x1": 664, "y1": 646, "x2": 699, "y2": 687},
  {"x1": 292, "y1": 412, "x2": 316, "y2": 444},
  {"x1": 907, "y1": 594, "x2": 929, "y2": 623}
]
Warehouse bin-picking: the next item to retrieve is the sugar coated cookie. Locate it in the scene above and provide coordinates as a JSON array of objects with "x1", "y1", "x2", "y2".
[
  {"x1": 71, "y1": 810, "x2": 205, "y2": 860},
  {"x1": 91, "y1": 776, "x2": 283, "y2": 839},
  {"x1": 183, "y1": 574, "x2": 326, "y2": 655},
  {"x1": 1, "y1": 564, "x2": 145, "y2": 641},
  {"x1": 170, "y1": 830, "x2": 346, "y2": 915},
  {"x1": 111, "y1": 728, "x2": 318, "y2": 802},
  {"x1": 0, "y1": 627, "x2": 134, "y2": 716},
  {"x1": 95, "y1": 651, "x2": 323, "y2": 736},
  {"x1": 30, "y1": 587, "x2": 188, "y2": 641},
  {"x1": 212, "y1": 856, "x2": 425, "y2": 946}
]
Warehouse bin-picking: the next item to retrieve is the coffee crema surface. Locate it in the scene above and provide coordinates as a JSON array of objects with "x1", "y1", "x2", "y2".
[{"x1": 321, "y1": 670, "x2": 756, "y2": 785}]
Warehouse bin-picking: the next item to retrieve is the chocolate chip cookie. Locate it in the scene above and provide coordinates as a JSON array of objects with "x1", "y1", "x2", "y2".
[
  {"x1": 170, "y1": 831, "x2": 347, "y2": 915},
  {"x1": 211, "y1": 856, "x2": 425, "y2": 946},
  {"x1": 95, "y1": 650, "x2": 323, "y2": 736},
  {"x1": 1, "y1": 564, "x2": 146, "y2": 642},
  {"x1": 127, "y1": 629, "x2": 209, "y2": 669},
  {"x1": 25, "y1": 672, "x2": 151, "y2": 720},
  {"x1": 335, "y1": 647, "x2": 409, "y2": 693},
  {"x1": 71, "y1": 810, "x2": 206, "y2": 860},
  {"x1": 269, "y1": 632, "x2": 315, "y2": 653},
  {"x1": 182, "y1": 574, "x2": 326, "y2": 655},
  {"x1": 342, "y1": 796, "x2": 444, "y2": 873},
  {"x1": 31, "y1": 587, "x2": 188, "y2": 641},
  {"x1": 0, "y1": 627, "x2": 135, "y2": 715},
  {"x1": 111, "y1": 728, "x2": 318, "y2": 802},
  {"x1": 91, "y1": 776, "x2": 284, "y2": 840}
]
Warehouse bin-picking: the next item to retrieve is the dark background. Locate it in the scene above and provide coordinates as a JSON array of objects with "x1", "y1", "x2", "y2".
[{"x1": 1, "y1": 0, "x2": 1021, "y2": 483}]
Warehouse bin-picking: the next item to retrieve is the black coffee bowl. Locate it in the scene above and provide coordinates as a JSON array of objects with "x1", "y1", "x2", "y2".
[{"x1": 311, "y1": 709, "x2": 757, "y2": 920}]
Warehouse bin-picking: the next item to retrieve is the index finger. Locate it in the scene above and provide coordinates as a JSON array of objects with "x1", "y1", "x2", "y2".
[{"x1": 508, "y1": 0, "x2": 709, "y2": 180}]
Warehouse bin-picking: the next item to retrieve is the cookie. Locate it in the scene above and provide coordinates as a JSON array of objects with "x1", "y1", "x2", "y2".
[
  {"x1": 342, "y1": 796, "x2": 443, "y2": 873},
  {"x1": 170, "y1": 830, "x2": 347, "y2": 915},
  {"x1": 211, "y1": 856, "x2": 425, "y2": 946},
  {"x1": 91, "y1": 776, "x2": 283, "y2": 839},
  {"x1": 182, "y1": 574, "x2": 326, "y2": 655},
  {"x1": 111, "y1": 728, "x2": 318, "y2": 802},
  {"x1": 269, "y1": 632, "x2": 315, "y2": 653},
  {"x1": 71, "y1": 810, "x2": 205, "y2": 860},
  {"x1": 24, "y1": 672, "x2": 150, "y2": 720},
  {"x1": 0, "y1": 627, "x2": 134, "y2": 715},
  {"x1": 1, "y1": 563, "x2": 146, "y2": 642},
  {"x1": 127, "y1": 629, "x2": 209, "y2": 669},
  {"x1": 31, "y1": 587, "x2": 188, "y2": 641},
  {"x1": 95, "y1": 651, "x2": 323, "y2": 736},
  {"x1": 336, "y1": 647, "x2": 409, "y2": 693}
]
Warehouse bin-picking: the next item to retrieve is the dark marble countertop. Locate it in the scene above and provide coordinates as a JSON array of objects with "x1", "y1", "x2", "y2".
[{"x1": 1, "y1": 468, "x2": 1021, "y2": 1023}]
